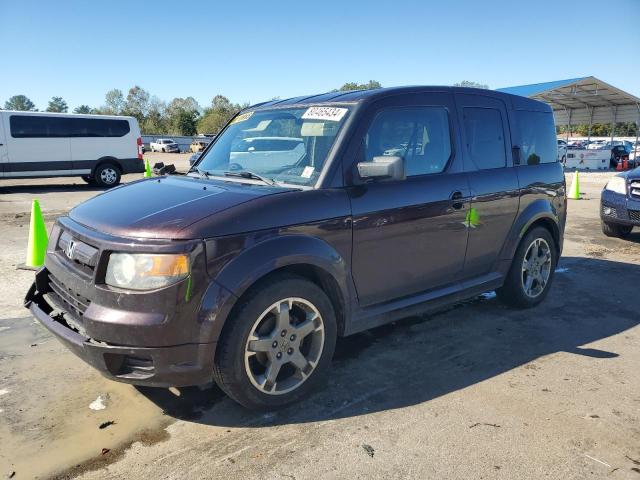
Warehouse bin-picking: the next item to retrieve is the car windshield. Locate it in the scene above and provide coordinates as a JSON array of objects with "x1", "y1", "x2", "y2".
[{"x1": 193, "y1": 106, "x2": 351, "y2": 187}]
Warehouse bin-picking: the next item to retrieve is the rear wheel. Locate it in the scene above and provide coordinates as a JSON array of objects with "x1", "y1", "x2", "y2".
[
  {"x1": 93, "y1": 163, "x2": 121, "y2": 187},
  {"x1": 601, "y1": 221, "x2": 633, "y2": 238},
  {"x1": 497, "y1": 227, "x2": 557, "y2": 308},
  {"x1": 213, "y1": 274, "x2": 337, "y2": 410}
]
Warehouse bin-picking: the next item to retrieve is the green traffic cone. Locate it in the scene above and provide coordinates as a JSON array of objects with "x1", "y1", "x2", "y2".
[
  {"x1": 568, "y1": 171, "x2": 581, "y2": 200},
  {"x1": 25, "y1": 199, "x2": 48, "y2": 268},
  {"x1": 144, "y1": 158, "x2": 152, "y2": 178}
]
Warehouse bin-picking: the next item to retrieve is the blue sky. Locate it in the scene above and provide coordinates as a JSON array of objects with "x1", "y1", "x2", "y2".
[{"x1": 1, "y1": 0, "x2": 639, "y2": 111}]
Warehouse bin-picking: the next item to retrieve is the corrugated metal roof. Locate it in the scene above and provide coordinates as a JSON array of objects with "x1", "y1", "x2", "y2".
[
  {"x1": 496, "y1": 77, "x2": 588, "y2": 97},
  {"x1": 496, "y1": 76, "x2": 640, "y2": 124}
]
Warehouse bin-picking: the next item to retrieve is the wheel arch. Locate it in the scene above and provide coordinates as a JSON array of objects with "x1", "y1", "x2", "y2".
[
  {"x1": 501, "y1": 199, "x2": 563, "y2": 262},
  {"x1": 92, "y1": 156, "x2": 122, "y2": 176},
  {"x1": 198, "y1": 235, "x2": 353, "y2": 350}
]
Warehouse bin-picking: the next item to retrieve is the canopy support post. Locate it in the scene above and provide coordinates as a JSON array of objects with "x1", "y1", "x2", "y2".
[
  {"x1": 635, "y1": 103, "x2": 639, "y2": 156},
  {"x1": 610, "y1": 106, "x2": 618, "y2": 142},
  {"x1": 587, "y1": 106, "x2": 594, "y2": 145}
]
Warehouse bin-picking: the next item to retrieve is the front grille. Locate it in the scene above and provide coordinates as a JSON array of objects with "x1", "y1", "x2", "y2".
[
  {"x1": 629, "y1": 210, "x2": 640, "y2": 222},
  {"x1": 630, "y1": 181, "x2": 640, "y2": 200},
  {"x1": 48, "y1": 274, "x2": 91, "y2": 321},
  {"x1": 57, "y1": 231, "x2": 99, "y2": 276}
]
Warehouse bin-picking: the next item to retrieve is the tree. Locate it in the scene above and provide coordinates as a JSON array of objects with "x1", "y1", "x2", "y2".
[
  {"x1": 197, "y1": 95, "x2": 246, "y2": 134},
  {"x1": 453, "y1": 80, "x2": 489, "y2": 89},
  {"x1": 4, "y1": 95, "x2": 36, "y2": 111},
  {"x1": 104, "y1": 89, "x2": 125, "y2": 114},
  {"x1": 73, "y1": 105, "x2": 92, "y2": 114},
  {"x1": 123, "y1": 86, "x2": 150, "y2": 124},
  {"x1": 173, "y1": 109, "x2": 199, "y2": 135},
  {"x1": 141, "y1": 96, "x2": 168, "y2": 134},
  {"x1": 338, "y1": 80, "x2": 382, "y2": 92},
  {"x1": 46, "y1": 96, "x2": 68, "y2": 113}
]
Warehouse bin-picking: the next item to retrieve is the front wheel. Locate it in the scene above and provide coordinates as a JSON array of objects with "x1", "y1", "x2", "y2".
[
  {"x1": 601, "y1": 221, "x2": 632, "y2": 238},
  {"x1": 497, "y1": 227, "x2": 557, "y2": 308},
  {"x1": 213, "y1": 274, "x2": 337, "y2": 410}
]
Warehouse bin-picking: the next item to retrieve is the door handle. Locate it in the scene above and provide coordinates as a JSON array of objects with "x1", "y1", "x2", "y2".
[{"x1": 450, "y1": 191, "x2": 465, "y2": 210}]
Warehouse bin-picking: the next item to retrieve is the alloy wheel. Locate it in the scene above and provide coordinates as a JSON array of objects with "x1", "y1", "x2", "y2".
[
  {"x1": 244, "y1": 297, "x2": 325, "y2": 395},
  {"x1": 100, "y1": 167, "x2": 118, "y2": 185},
  {"x1": 521, "y1": 238, "x2": 552, "y2": 298}
]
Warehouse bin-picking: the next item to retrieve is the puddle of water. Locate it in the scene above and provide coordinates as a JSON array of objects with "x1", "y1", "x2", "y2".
[{"x1": 0, "y1": 317, "x2": 170, "y2": 479}]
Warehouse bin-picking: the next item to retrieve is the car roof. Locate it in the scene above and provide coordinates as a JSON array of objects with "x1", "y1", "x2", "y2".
[{"x1": 247, "y1": 86, "x2": 551, "y2": 113}]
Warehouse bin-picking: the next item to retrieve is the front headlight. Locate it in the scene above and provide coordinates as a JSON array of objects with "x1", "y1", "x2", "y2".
[
  {"x1": 604, "y1": 176, "x2": 627, "y2": 195},
  {"x1": 105, "y1": 253, "x2": 189, "y2": 290}
]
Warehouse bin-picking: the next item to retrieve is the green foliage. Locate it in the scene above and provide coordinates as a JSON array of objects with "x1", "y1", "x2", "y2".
[
  {"x1": 197, "y1": 95, "x2": 247, "y2": 134},
  {"x1": 453, "y1": 80, "x2": 489, "y2": 89},
  {"x1": 73, "y1": 105, "x2": 92, "y2": 114},
  {"x1": 46, "y1": 96, "x2": 68, "y2": 113},
  {"x1": 4, "y1": 94, "x2": 37, "y2": 111},
  {"x1": 104, "y1": 89, "x2": 125, "y2": 114},
  {"x1": 122, "y1": 86, "x2": 150, "y2": 124},
  {"x1": 338, "y1": 80, "x2": 382, "y2": 92},
  {"x1": 557, "y1": 122, "x2": 638, "y2": 137}
]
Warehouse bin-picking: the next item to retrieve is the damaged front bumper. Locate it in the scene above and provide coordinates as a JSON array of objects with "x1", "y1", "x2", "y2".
[{"x1": 24, "y1": 268, "x2": 215, "y2": 388}]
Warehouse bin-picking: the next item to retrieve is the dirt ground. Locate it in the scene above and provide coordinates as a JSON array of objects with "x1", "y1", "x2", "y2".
[{"x1": 1, "y1": 160, "x2": 639, "y2": 479}]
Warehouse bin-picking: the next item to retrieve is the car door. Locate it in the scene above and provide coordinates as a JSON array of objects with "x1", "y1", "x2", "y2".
[
  {"x1": 455, "y1": 93, "x2": 519, "y2": 279},
  {"x1": 346, "y1": 92, "x2": 471, "y2": 306}
]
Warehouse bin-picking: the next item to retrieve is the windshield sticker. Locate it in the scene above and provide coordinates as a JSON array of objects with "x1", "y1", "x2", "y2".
[
  {"x1": 301, "y1": 166, "x2": 315, "y2": 178},
  {"x1": 230, "y1": 111, "x2": 254, "y2": 124},
  {"x1": 302, "y1": 107, "x2": 348, "y2": 122}
]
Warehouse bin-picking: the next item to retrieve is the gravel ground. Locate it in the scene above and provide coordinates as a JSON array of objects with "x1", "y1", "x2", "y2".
[{"x1": 1, "y1": 164, "x2": 639, "y2": 479}]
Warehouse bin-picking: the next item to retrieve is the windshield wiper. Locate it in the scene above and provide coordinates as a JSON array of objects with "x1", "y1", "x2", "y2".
[{"x1": 224, "y1": 170, "x2": 275, "y2": 186}]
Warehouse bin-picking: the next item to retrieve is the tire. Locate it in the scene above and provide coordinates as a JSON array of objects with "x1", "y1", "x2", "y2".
[
  {"x1": 213, "y1": 274, "x2": 337, "y2": 410},
  {"x1": 93, "y1": 162, "x2": 121, "y2": 188},
  {"x1": 81, "y1": 175, "x2": 95, "y2": 184},
  {"x1": 496, "y1": 226, "x2": 557, "y2": 308},
  {"x1": 162, "y1": 148, "x2": 166, "y2": 153},
  {"x1": 601, "y1": 221, "x2": 632, "y2": 238}
]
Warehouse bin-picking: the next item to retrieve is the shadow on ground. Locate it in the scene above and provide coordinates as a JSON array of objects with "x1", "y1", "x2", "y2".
[
  {"x1": 0, "y1": 183, "x2": 106, "y2": 195},
  {"x1": 138, "y1": 256, "x2": 639, "y2": 427}
]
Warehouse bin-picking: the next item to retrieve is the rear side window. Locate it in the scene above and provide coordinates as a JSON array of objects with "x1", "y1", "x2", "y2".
[
  {"x1": 10, "y1": 115, "x2": 67, "y2": 138},
  {"x1": 365, "y1": 107, "x2": 452, "y2": 176},
  {"x1": 10, "y1": 115, "x2": 130, "y2": 138},
  {"x1": 516, "y1": 111, "x2": 557, "y2": 165},
  {"x1": 68, "y1": 118, "x2": 130, "y2": 137},
  {"x1": 463, "y1": 107, "x2": 506, "y2": 169}
]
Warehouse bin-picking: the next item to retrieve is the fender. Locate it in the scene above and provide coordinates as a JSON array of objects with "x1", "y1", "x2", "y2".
[
  {"x1": 196, "y1": 234, "x2": 353, "y2": 346},
  {"x1": 500, "y1": 198, "x2": 561, "y2": 264}
]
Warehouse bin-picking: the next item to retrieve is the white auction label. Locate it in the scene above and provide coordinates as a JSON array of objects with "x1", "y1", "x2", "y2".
[
  {"x1": 301, "y1": 166, "x2": 315, "y2": 178},
  {"x1": 302, "y1": 106, "x2": 348, "y2": 122}
]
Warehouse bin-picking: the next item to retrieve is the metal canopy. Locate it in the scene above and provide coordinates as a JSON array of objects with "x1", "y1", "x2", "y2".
[{"x1": 497, "y1": 76, "x2": 640, "y2": 125}]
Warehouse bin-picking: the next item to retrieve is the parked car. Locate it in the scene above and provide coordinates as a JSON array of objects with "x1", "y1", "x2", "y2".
[
  {"x1": 557, "y1": 139, "x2": 567, "y2": 162},
  {"x1": 190, "y1": 140, "x2": 210, "y2": 153},
  {"x1": 610, "y1": 144, "x2": 635, "y2": 169},
  {"x1": 150, "y1": 138, "x2": 180, "y2": 153},
  {"x1": 587, "y1": 140, "x2": 607, "y2": 150},
  {"x1": 25, "y1": 86, "x2": 566, "y2": 410},
  {"x1": 189, "y1": 152, "x2": 201, "y2": 166},
  {"x1": 600, "y1": 167, "x2": 640, "y2": 237},
  {"x1": 0, "y1": 111, "x2": 143, "y2": 187}
]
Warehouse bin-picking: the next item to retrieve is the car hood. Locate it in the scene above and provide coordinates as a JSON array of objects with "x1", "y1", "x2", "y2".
[{"x1": 69, "y1": 176, "x2": 294, "y2": 239}]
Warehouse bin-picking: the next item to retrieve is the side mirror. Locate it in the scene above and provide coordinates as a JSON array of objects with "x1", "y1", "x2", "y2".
[{"x1": 357, "y1": 156, "x2": 405, "y2": 182}]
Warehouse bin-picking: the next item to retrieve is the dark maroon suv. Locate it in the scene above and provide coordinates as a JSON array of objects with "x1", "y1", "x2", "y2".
[{"x1": 25, "y1": 87, "x2": 567, "y2": 410}]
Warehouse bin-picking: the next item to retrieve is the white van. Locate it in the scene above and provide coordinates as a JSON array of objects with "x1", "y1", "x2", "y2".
[{"x1": 0, "y1": 111, "x2": 144, "y2": 187}]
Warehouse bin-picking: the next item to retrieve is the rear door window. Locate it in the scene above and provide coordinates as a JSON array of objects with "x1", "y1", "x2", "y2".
[
  {"x1": 516, "y1": 111, "x2": 557, "y2": 165},
  {"x1": 462, "y1": 107, "x2": 506, "y2": 169},
  {"x1": 364, "y1": 107, "x2": 452, "y2": 176}
]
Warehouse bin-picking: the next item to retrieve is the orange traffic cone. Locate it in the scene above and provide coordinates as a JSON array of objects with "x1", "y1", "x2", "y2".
[{"x1": 616, "y1": 160, "x2": 623, "y2": 171}]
